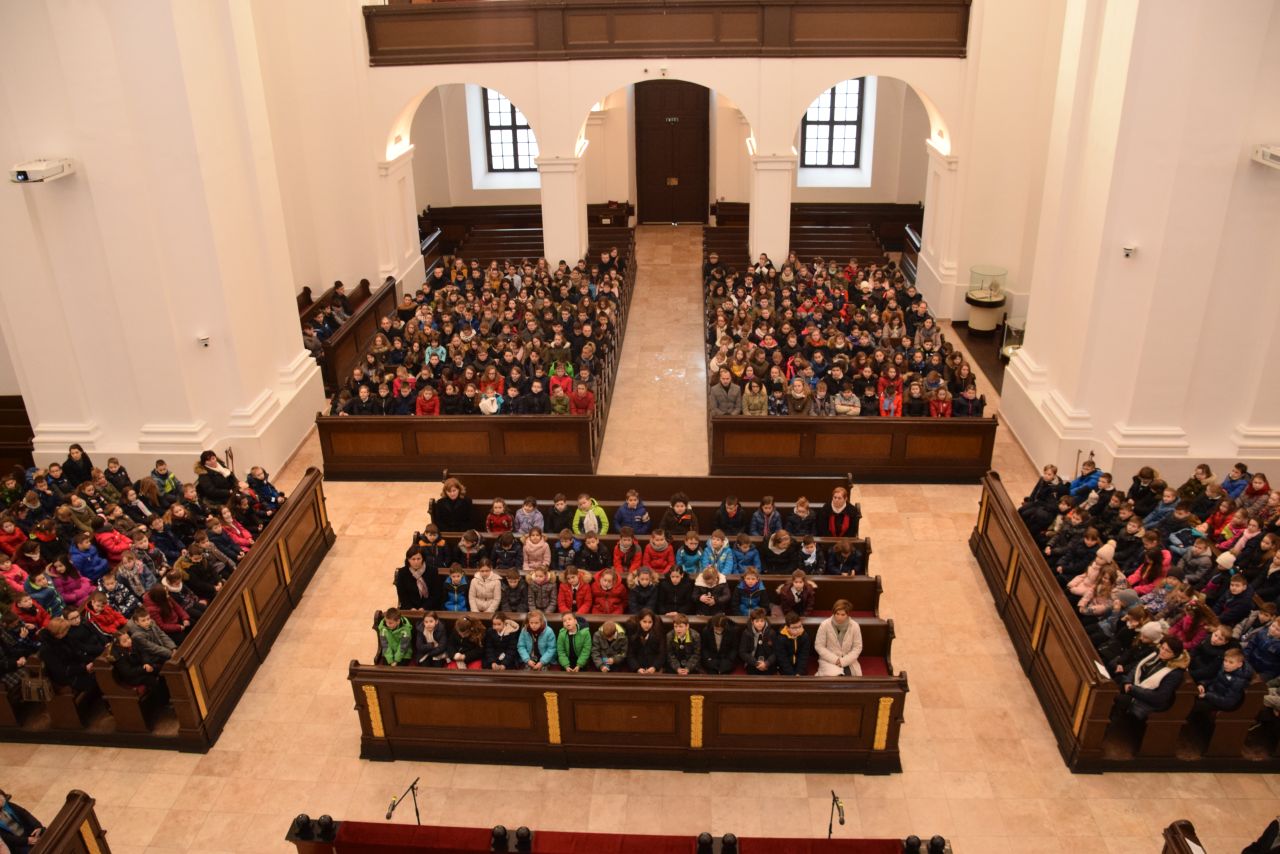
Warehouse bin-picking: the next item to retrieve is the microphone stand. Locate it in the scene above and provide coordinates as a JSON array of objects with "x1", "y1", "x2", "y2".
[
  {"x1": 387, "y1": 777, "x2": 422, "y2": 825},
  {"x1": 827, "y1": 790, "x2": 842, "y2": 840}
]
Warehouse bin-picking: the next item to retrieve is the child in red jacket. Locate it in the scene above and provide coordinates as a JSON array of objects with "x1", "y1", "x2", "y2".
[
  {"x1": 557, "y1": 567, "x2": 593, "y2": 614},
  {"x1": 643, "y1": 529, "x2": 675, "y2": 575},
  {"x1": 929, "y1": 388, "x2": 953, "y2": 418},
  {"x1": 485, "y1": 499, "x2": 514, "y2": 535},
  {"x1": 568, "y1": 382, "x2": 596, "y2": 415},
  {"x1": 590, "y1": 569, "x2": 628, "y2": 614},
  {"x1": 86, "y1": 591, "x2": 127, "y2": 635},
  {"x1": 91, "y1": 518, "x2": 132, "y2": 565},
  {"x1": 613, "y1": 528, "x2": 643, "y2": 577},
  {"x1": 0, "y1": 518, "x2": 26, "y2": 557}
]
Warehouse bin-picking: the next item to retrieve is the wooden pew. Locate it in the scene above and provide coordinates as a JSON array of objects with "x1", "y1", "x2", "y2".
[
  {"x1": 433, "y1": 494, "x2": 862, "y2": 538},
  {"x1": 0, "y1": 470, "x2": 334, "y2": 751},
  {"x1": 31, "y1": 790, "x2": 112, "y2": 854},
  {"x1": 318, "y1": 277, "x2": 397, "y2": 393},
  {"x1": 972, "y1": 470, "x2": 1280, "y2": 772},
  {"x1": 317, "y1": 414, "x2": 600, "y2": 476},
  {"x1": 436, "y1": 473, "x2": 853, "y2": 504},
  {"x1": 407, "y1": 568, "x2": 882, "y2": 616},
  {"x1": 351, "y1": 611, "x2": 907, "y2": 771},
  {"x1": 709, "y1": 413, "x2": 998, "y2": 481},
  {"x1": 1161, "y1": 820, "x2": 1205, "y2": 854}
]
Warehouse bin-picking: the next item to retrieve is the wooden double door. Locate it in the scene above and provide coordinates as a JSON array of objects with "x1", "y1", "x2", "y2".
[{"x1": 634, "y1": 80, "x2": 710, "y2": 224}]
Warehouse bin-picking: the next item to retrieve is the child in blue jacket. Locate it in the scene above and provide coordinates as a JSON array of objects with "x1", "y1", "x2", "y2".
[
  {"x1": 612, "y1": 490, "x2": 652, "y2": 535},
  {"x1": 702, "y1": 530, "x2": 734, "y2": 577},
  {"x1": 246, "y1": 466, "x2": 285, "y2": 512},
  {"x1": 731, "y1": 569, "x2": 770, "y2": 616},
  {"x1": 749, "y1": 497, "x2": 783, "y2": 538},
  {"x1": 442, "y1": 567, "x2": 470, "y2": 612},
  {"x1": 675, "y1": 531, "x2": 704, "y2": 577},
  {"x1": 730, "y1": 533, "x2": 761, "y2": 576}
]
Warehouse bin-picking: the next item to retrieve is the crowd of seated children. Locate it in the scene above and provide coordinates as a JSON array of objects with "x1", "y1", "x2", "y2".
[
  {"x1": 0, "y1": 446, "x2": 284, "y2": 704},
  {"x1": 375, "y1": 599, "x2": 865, "y2": 677},
  {"x1": 301, "y1": 279, "x2": 359, "y2": 359},
  {"x1": 331, "y1": 251, "x2": 629, "y2": 417},
  {"x1": 703, "y1": 252, "x2": 985, "y2": 418},
  {"x1": 1019, "y1": 459, "x2": 1280, "y2": 734}
]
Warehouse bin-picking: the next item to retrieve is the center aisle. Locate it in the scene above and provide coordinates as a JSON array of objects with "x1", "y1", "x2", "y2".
[{"x1": 597, "y1": 225, "x2": 709, "y2": 475}]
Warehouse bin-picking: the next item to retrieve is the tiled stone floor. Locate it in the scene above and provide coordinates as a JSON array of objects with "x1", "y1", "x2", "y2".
[{"x1": 3, "y1": 237, "x2": 1278, "y2": 853}]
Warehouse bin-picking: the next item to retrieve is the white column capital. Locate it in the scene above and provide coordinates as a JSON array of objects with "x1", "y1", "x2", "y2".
[
  {"x1": 377, "y1": 145, "x2": 415, "y2": 176},
  {"x1": 748, "y1": 153, "x2": 798, "y2": 172},
  {"x1": 925, "y1": 139, "x2": 958, "y2": 171},
  {"x1": 535, "y1": 155, "x2": 585, "y2": 175}
]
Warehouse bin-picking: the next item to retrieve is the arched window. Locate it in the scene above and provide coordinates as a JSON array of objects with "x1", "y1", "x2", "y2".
[
  {"x1": 483, "y1": 88, "x2": 538, "y2": 172},
  {"x1": 801, "y1": 78, "x2": 865, "y2": 168}
]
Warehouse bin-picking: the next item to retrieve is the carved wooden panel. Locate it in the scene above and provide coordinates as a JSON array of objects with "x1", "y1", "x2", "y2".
[
  {"x1": 1040, "y1": 621, "x2": 1081, "y2": 714},
  {"x1": 330, "y1": 432, "x2": 403, "y2": 456},
  {"x1": 571, "y1": 700, "x2": 677, "y2": 734},
  {"x1": 199, "y1": 614, "x2": 249, "y2": 696},
  {"x1": 393, "y1": 694, "x2": 535, "y2": 730},
  {"x1": 1013, "y1": 566, "x2": 1039, "y2": 626},
  {"x1": 722, "y1": 432, "x2": 802, "y2": 458},
  {"x1": 503, "y1": 430, "x2": 576, "y2": 456},
  {"x1": 904, "y1": 433, "x2": 983, "y2": 459},
  {"x1": 814, "y1": 432, "x2": 893, "y2": 458},
  {"x1": 416, "y1": 430, "x2": 491, "y2": 456},
  {"x1": 717, "y1": 702, "x2": 862, "y2": 736}
]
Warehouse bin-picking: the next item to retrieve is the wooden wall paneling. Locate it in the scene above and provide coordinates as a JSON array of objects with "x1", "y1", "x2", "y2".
[
  {"x1": 31, "y1": 790, "x2": 111, "y2": 854},
  {"x1": 363, "y1": 1, "x2": 972, "y2": 65}
]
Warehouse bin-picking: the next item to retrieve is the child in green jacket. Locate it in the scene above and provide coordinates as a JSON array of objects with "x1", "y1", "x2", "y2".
[
  {"x1": 590, "y1": 620, "x2": 628, "y2": 671},
  {"x1": 377, "y1": 608, "x2": 413, "y2": 666},
  {"x1": 572, "y1": 494, "x2": 610, "y2": 537},
  {"x1": 556, "y1": 612, "x2": 592, "y2": 672}
]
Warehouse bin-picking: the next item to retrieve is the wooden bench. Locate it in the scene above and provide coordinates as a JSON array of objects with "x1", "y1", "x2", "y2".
[
  {"x1": 351, "y1": 610, "x2": 908, "y2": 771},
  {"x1": 0, "y1": 469, "x2": 334, "y2": 751},
  {"x1": 433, "y1": 494, "x2": 862, "y2": 538},
  {"x1": 972, "y1": 470, "x2": 1280, "y2": 771},
  {"x1": 709, "y1": 414, "x2": 998, "y2": 480},
  {"x1": 318, "y1": 277, "x2": 397, "y2": 393},
  {"x1": 29, "y1": 790, "x2": 110, "y2": 854},
  {"x1": 407, "y1": 566, "x2": 882, "y2": 616}
]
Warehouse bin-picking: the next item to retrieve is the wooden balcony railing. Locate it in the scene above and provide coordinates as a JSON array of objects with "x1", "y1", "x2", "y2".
[{"x1": 365, "y1": 0, "x2": 972, "y2": 66}]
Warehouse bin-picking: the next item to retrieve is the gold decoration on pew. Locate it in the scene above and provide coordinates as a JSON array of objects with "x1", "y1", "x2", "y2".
[
  {"x1": 278, "y1": 540, "x2": 292, "y2": 584},
  {"x1": 79, "y1": 820, "x2": 102, "y2": 854},
  {"x1": 543, "y1": 692, "x2": 562, "y2": 744},
  {"x1": 363, "y1": 684, "x2": 385, "y2": 737},
  {"x1": 188, "y1": 666, "x2": 209, "y2": 720},
  {"x1": 873, "y1": 696, "x2": 894, "y2": 750},
  {"x1": 1004, "y1": 550, "x2": 1018, "y2": 594},
  {"x1": 242, "y1": 590, "x2": 259, "y2": 638},
  {"x1": 1030, "y1": 602, "x2": 1046, "y2": 651},
  {"x1": 1071, "y1": 683, "x2": 1091, "y2": 736},
  {"x1": 690, "y1": 694, "x2": 705, "y2": 748}
]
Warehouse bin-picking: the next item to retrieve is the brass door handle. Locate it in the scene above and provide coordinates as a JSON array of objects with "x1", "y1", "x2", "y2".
[{"x1": 666, "y1": 177, "x2": 679, "y2": 187}]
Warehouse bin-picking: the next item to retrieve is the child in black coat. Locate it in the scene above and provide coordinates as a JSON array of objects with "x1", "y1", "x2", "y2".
[
  {"x1": 699, "y1": 615, "x2": 738, "y2": 674},
  {"x1": 498, "y1": 572, "x2": 529, "y2": 614},
  {"x1": 657, "y1": 566, "x2": 695, "y2": 616},
  {"x1": 627, "y1": 567, "x2": 660, "y2": 614}
]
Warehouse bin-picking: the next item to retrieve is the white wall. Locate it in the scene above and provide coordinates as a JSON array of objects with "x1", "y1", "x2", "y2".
[{"x1": 705, "y1": 77, "x2": 931, "y2": 207}]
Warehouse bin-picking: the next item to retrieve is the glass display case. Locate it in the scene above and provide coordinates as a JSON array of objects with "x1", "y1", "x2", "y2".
[
  {"x1": 1001, "y1": 315, "x2": 1026, "y2": 361},
  {"x1": 965, "y1": 265, "x2": 1008, "y2": 332}
]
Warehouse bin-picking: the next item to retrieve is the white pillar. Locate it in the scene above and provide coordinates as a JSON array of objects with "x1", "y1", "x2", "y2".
[
  {"x1": 1002, "y1": 0, "x2": 1280, "y2": 479},
  {"x1": 915, "y1": 140, "x2": 960, "y2": 318},
  {"x1": 747, "y1": 153, "x2": 796, "y2": 266},
  {"x1": 537, "y1": 154, "x2": 588, "y2": 264},
  {"x1": 377, "y1": 145, "x2": 424, "y2": 292},
  {"x1": 0, "y1": 0, "x2": 324, "y2": 475}
]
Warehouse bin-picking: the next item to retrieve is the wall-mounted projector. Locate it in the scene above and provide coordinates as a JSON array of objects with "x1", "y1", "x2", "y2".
[
  {"x1": 9, "y1": 158, "x2": 75, "y2": 184},
  {"x1": 1253, "y1": 144, "x2": 1280, "y2": 171}
]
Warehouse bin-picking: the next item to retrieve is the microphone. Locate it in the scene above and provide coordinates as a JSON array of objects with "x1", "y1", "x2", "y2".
[
  {"x1": 836, "y1": 799, "x2": 845, "y2": 825},
  {"x1": 385, "y1": 797, "x2": 398, "y2": 820}
]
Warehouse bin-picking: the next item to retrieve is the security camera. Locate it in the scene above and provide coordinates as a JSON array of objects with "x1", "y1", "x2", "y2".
[
  {"x1": 1122, "y1": 245, "x2": 1137, "y2": 258},
  {"x1": 197, "y1": 336, "x2": 210, "y2": 348},
  {"x1": 10, "y1": 158, "x2": 75, "y2": 184}
]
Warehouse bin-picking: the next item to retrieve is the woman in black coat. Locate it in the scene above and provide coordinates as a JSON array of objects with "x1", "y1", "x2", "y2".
[
  {"x1": 760, "y1": 532, "x2": 801, "y2": 574},
  {"x1": 0, "y1": 789, "x2": 44, "y2": 854},
  {"x1": 62, "y1": 443, "x2": 95, "y2": 488},
  {"x1": 37, "y1": 619, "x2": 99, "y2": 695},
  {"x1": 431, "y1": 478, "x2": 474, "y2": 532},
  {"x1": 194, "y1": 451, "x2": 239, "y2": 507},
  {"x1": 394, "y1": 550, "x2": 440, "y2": 610}
]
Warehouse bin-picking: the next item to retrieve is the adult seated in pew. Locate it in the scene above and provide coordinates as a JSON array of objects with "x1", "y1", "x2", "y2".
[
  {"x1": 108, "y1": 628, "x2": 167, "y2": 701},
  {"x1": 37, "y1": 616, "x2": 100, "y2": 697},
  {"x1": 815, "y1": 600, "x2": 863, "y2": 676},
  {"x1": 1112, "y1": 636, "x2": 1189, "y2": 722},
  {"x1": 0, "y1": 789, "x2": 44, "y2": 854}
]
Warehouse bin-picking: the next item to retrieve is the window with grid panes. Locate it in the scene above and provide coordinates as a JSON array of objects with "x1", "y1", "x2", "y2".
[
  {"x1": 483, "y1": 88, "x2": 538, "y2": 172},
  {"x1": 801, "y1": 79, "x2": 865, "y2": 168}
]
